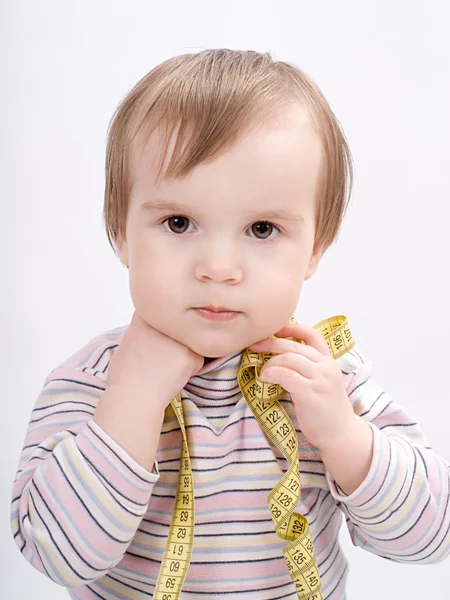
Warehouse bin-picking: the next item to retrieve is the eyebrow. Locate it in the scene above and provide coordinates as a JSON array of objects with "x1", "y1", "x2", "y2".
[{"x1": 139, "y1": 199, "x2": 305, "y2": 223}]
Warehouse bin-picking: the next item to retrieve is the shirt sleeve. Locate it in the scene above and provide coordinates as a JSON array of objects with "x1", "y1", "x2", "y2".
[
  {"x1": 10, "y1": 365, "x2": 160, "y2": 588},
  {"x1": 326, "y1": 348, "x2": 450, "y2": 564}
]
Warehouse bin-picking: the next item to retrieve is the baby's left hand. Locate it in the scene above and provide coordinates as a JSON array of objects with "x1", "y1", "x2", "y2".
[{"x1": 249, "y1": 322, "x2": 359, "y2": 451}]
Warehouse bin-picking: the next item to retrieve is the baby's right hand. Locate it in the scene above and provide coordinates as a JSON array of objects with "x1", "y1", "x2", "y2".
[{"x1": 107, "y1": 311, "x2": 205, "y2": 410}]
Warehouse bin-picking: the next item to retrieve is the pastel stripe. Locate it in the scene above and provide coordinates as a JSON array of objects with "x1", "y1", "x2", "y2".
[{"x1": 10, "y1": 324, "x2": 450, "y2": 599}]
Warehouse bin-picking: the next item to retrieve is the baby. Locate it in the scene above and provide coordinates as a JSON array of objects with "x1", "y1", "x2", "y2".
[{"x1": 10, "y1": 49, "x2": 450, "y2": 600}]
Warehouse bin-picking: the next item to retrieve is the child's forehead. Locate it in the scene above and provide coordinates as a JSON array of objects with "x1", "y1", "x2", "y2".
[
  {"x1": 128, "y1": 117, "x2": 322, "y2": 222},
  {"x1": 131, "y1": 108, "x2": 321, "y2": 186}
]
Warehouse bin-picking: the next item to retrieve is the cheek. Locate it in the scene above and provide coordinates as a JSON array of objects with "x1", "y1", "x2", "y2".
[
  {"x1": 267, "y1": 253, "x2": 307, "y2": 287},
  {"x1": 128, "y1": 255, "x2": 179, "y2": 310},
  {"x1": 257, "y1": 257, "x2": 307, "y2": 308},
  {"x1": 266, "y1": 277, "x2": 304, "y2": 311}
]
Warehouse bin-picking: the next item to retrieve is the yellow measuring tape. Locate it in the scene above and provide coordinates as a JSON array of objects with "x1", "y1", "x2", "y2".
[{"x1": 153, "y1": 315, "x2": 355, "y2": 600}]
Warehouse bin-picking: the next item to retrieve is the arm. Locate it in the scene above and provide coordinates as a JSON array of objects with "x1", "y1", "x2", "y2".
[
  {"x1": 319, "y1": 413, "x2": 374, "y2": 495},
  {"x1": 325, "y1": 349, "x2": 450, "y2": 564},
  {"x1": 10, "y1": 363, "x2": 163, "y2": 588}
]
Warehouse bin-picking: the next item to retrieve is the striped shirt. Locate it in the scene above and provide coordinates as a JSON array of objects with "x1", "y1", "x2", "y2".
[{"x1": 10, "y1": 324, "x2": 450, "y2": 599}]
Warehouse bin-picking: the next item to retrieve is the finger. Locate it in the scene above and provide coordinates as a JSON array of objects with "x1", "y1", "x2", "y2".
[
  {"x1": 249, "y1": 336, "x2": 321, "y2": 362},
  {"x1": 259, "y1": 364, "x2": 307, "y2": 391},
  {"x1": 274, "y1": 323, "x2": 331, "y2": 356},
  {"x1": 260, "y1": 352, "x2": 316, "y2": 380}
]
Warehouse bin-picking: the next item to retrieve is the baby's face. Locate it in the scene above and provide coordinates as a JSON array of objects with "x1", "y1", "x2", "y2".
[{"x1": 118, "y1": 107, "x2": 324, "y2": 358}]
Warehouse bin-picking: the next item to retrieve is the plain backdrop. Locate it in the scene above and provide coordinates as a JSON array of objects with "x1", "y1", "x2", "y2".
[{"x1": 2, "y1": 1, "x2": 450, "y2": 598}]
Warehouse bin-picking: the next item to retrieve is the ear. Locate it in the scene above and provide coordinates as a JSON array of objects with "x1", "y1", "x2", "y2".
[{"x1": 304, "y1": 245, "x2": 323, "y2": 281}]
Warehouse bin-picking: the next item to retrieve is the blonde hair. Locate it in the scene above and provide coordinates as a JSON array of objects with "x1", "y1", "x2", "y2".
[{"x1": 103, "y1": 49, "x2": 353, "y2": 255}]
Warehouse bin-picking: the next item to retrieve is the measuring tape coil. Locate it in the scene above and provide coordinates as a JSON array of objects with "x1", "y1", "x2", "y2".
[{"x1": 153, "y1": 315, "x2": 355, "y2": 600}]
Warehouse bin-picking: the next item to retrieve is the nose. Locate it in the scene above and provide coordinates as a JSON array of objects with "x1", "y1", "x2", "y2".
[{"x1": 194, "y1": 243, "x2": 243, "y2": 284}]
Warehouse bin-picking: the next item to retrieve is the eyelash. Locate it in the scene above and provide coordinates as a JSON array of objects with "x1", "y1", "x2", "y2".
[{"x1": 160, "y1": 216, "x2": 283, "y2": 241}]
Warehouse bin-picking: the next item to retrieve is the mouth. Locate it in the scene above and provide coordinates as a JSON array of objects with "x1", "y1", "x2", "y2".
[
  {"x1": 198, "y1": 305, "x2": 239, "y2": 313},
  {"x1": 193, "y1": 306, "x2": 242, "y2": 322}
]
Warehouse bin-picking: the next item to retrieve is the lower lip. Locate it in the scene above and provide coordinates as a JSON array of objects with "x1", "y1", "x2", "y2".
[{"x1": 194, "y1": 308, "x2": 241, "y2": 321}]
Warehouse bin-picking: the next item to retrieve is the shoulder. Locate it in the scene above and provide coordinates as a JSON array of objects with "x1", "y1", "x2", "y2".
[
  {"x1": 336, "y1": 345, "x2": 366, "y2": 373},
  {"x1": 44, "y1": 323, "x2": 129, "y2": 386},
  {"x1": 336, "y1": 345, "x2": 373, "y2": 394}
]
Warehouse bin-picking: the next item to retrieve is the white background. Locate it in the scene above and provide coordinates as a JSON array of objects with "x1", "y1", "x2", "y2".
[{"x1": 2, "y1": 1, "x2": 450, "y2": 598}]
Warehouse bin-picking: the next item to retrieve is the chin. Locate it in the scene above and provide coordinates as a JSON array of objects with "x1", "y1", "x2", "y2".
[{"x1": 187, "y1": 338, "x2": 246, "y2": 359}]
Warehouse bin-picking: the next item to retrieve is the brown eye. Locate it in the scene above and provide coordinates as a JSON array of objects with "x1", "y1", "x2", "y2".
[
  {"x1": 165, "y1": 216, "x2": 190, "y2": 234},
  {"x1": 250, "y1": 221, "x2": 275, "y2": 240}
]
